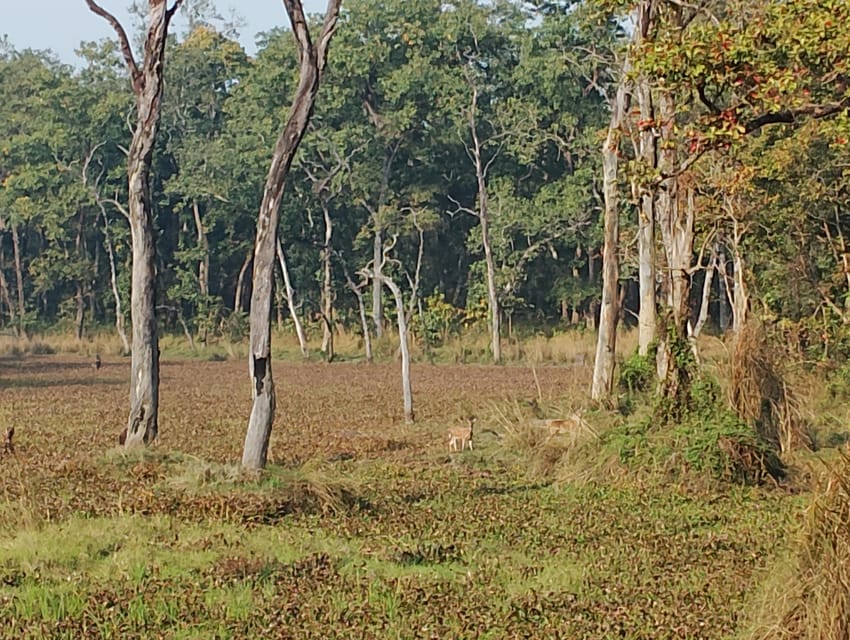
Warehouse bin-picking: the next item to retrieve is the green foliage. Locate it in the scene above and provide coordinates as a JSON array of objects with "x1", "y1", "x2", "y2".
[
  {"x1": 618, "y1": 350, "x2": 655, "y2": 394},
  {"x1": 604, "y1": 377, "x2": 784, "y2": 485}
]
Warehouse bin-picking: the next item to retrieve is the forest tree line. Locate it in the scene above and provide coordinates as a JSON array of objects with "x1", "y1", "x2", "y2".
[{"x1": 1, "y1": 0, "x2": 848, "y2": 369}]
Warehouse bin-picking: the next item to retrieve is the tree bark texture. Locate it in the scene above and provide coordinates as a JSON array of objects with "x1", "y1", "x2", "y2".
[
  {"x1": 242, "y1": 0, "x2": 342, "y2": 470},
  {"x1": 591, "y1": 46, "x2": 635, "y2": 401},
  {"x1": 654, "y1": 89, "x2": 694, "y2": 402},
  {"x1": 86, "y1": 0, "x2": 184, "y2": 445}
]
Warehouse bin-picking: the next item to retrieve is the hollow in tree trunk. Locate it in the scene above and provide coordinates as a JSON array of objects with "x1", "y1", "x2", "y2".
[{"x1": 242, "y1": 0, "x2": 341, "y2": 471}]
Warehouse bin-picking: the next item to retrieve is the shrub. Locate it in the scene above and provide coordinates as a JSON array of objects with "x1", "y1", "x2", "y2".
[{"x1": 618, "y1": 350, "x2": 655, "y2": 394}]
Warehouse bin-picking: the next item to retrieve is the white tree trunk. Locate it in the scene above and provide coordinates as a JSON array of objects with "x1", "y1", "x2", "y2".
[
  {"x1": 276, "y1": 241, "x2": 309, "y2": 359},
  {"x1": 321, "y1": 204, "x2": 334, "y2": 360},
  {"x1": 468, "y1": 85, "x2": 501, "y2": 364},
  {"x1": 192, "y1": 200, "x2": 209, "y2": 298},
  {"x1": 98, "y1": 202, "x2": 131, "y2": 354},
  {"x1": 635, "y1": 69, "x2": 657, "y2": 355},
  {"x1": 372, "y1": 229, "x2": 384, "y2": 339},
  {"x1": 379, "y1": 275, "x2": 413, "y2": 424}
]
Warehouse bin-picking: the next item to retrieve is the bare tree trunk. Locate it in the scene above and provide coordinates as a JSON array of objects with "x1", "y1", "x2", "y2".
[
  {"x1": 98, "y1": 202, "x2": 130, "y2": 354},
  {"x1": 234, "y1": 250, "x2": 252, "y2": 314},
  {"x1": 276, "y1": 241, "x2": 309, "y2": 359},
  {"x1": 635, "y1": 76, "x2": 657, "y2": 354},
  {"x1": 75, "y1": 283, "x2": 86, "y2": 342},
  {"x1": 730, "y1": 219, "x2": 749, "y2": 331},
  {"x1": 321, "y1": 203, "x2": 334, "y2": 359},
  {"x1": 242, "y1": 0, "x2": 341, "y2": 471},
  {"x1": 0, "y1": 248, "x2": 16, "y2": 330},
  {"x1": 591, "y1": 51, "x2": 633, "y2": 401},
  {"x1": 192, "y1": 200, "x2": 209, "y2": 298},
  {"x1": 591, "y1": 109, "x2": 625, "y2": 400},
  {"x1": 344, "y1": 270, "x2": 372, "y2": 363},
  {"x1": 688, "y1": 247, "x2": 717, "y2": 360},
  {"x1": 376, "y1": 274, "x2": 413, "y2": 424},
  {"x1": 655, "y1": 89, "x2": 693, "y2": 401},
  {"x1": 74, "y1": 215, "x2": 86, "y2": 342},
  {"x1": 716, "y1": 240, "x2": 731, "y2": 332},
  {"x1": 11, "y1": 225, "x2": 27, "y2": 339},
  {"x1": 87, "y1": 0, "x2": 184, "y2": 447},
  {"x1": 467, "y1": 85, "x2": 501, "y2": 364},
  {"x1": 372, "y1": 229, "x2": 384, "y2": 338}
]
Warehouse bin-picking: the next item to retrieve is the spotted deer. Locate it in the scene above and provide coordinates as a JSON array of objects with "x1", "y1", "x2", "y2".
[{"x1": 448, "y1": 417, "x2": 475, "y2": 452}]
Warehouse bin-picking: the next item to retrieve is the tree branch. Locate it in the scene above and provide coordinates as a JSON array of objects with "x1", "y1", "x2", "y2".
[{"x1": 84, "y1": 0, "x2": 141, "y2": 94}]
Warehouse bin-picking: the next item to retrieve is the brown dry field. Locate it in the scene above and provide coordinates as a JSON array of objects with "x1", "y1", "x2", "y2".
[{"x1": 0, "y1": 356, "x2": 587, "y2": 521}]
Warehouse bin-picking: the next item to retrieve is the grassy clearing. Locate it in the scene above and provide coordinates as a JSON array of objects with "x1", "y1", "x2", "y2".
[{"x1": 0, "y1": 352, "x2": 829, "y2": 638}]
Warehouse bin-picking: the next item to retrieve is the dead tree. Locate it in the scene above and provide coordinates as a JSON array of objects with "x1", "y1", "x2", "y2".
[
  {"x1": 85, "y1": 0, "x2": 184, "y2": 447},
  {"x1": 242, "y1": 0, "x2": 342, "y2": 471},
  {"x1": 360, "y1": 236, "x2": 414, "y2": 424}
]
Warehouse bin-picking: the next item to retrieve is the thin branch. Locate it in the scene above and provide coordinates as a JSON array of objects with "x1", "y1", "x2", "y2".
[{"x1": 84, "y1": 0, "x2": 141, "y2": 93}]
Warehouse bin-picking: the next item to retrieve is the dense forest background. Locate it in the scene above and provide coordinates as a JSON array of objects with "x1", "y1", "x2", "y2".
[{"x1": 1, "y1": 0, "x2": 848, "y2": 364}]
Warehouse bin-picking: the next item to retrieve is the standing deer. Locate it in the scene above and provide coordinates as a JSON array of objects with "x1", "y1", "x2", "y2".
[
  {"x1": 448, "y1": 417, "x2": 475, "y2": 452},
  {"x1": 94, "y1": 353, "x2": 102, "y2": 371}
]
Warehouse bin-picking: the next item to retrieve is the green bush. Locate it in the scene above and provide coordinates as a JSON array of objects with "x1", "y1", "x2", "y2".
[
  {"x1": 602, "y1": 377, "x2": 784, "y2": 485},
  {"x1": 618, "y1": 350, "x2": 655, "y2": 394}
]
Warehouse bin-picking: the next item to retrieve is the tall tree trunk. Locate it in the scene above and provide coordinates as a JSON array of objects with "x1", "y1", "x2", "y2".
[
  {"x1": 0, "y1": 247, "x2": 16, "y2": 330},
  {"x1": 321, "y1": 203, "x2": 334, "y2": 359},
  {"x1": 377, "y1": 274, "x2": 413, "y2": 423},
  {"x1": 717, "y1": 240, "x2": 731, "y2": 332},
  {"x1": 344, "y1": 269, "x2": 373, "y2": 363},
  {"x1": 276, "y1": 241, "x2": 309, "y2": 359},
  {"x1": 654, "y1": 89, "x2": 693, "y2": 401},
  {"x1": 234, "y1": 250, "x2": 252, "y2": 314},
  {"x1": 74, "y1": 213, "x2": 86, "y2": 342},
  {"x1": 98, "y1": 202, "x2": 130, "y2": 354},
  {"x1": 192, "y1": 200, "x2": 209, "y2": 298},
  {"x1": 729, "y1": 218, "x2": 749, "y2": 331},
  {"x1": 242, "y1": 0, "x2": 341, "y2": 471},
  {"x1": 87, "y1": 0, "x2": 184, "y2": 447},
  {"x1": 635, "y1": 86, "x2": 657, "y2": 354},
  {"x1": 372, "y1": 228, "x2": 384, "y2": 338},
  {"x1": 468, "y1": 85, "x2": 501, "y2": 364},
  {"x1": 11, "y1": 225, "x2": 27, "y2": 340},
  {"x1": 75, "y1": 283, "x2": 86, "y2": 342},
  {"x1": 591, "y1": 49, "x2": 634, "y2": 401}
]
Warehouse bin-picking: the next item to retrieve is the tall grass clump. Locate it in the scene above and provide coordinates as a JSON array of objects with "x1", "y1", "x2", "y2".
[
  {"x1": 728, "y1": 320, "x2": 811, "y2": 454},
  {"x1": 743, "y1": 452, "x2": 850, "y2": 640}
]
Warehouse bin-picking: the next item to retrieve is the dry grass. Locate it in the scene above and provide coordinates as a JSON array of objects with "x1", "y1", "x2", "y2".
[
  {"x1": 727, "y1": 321, "x2": 811, "y2": 454},
  {"x1": 742, "y1": 451, "x2": 850, "y2": 640}
]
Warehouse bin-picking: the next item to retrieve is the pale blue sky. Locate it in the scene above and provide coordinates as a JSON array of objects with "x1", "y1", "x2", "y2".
[{"x1": 3, "y1": 1, "x2": 328, "y2": 64}]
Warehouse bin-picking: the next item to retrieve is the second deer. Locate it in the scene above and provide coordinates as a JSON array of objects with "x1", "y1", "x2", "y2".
[{"x1": 448, "y1": 417, "x2": 475, "y2": 452}]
